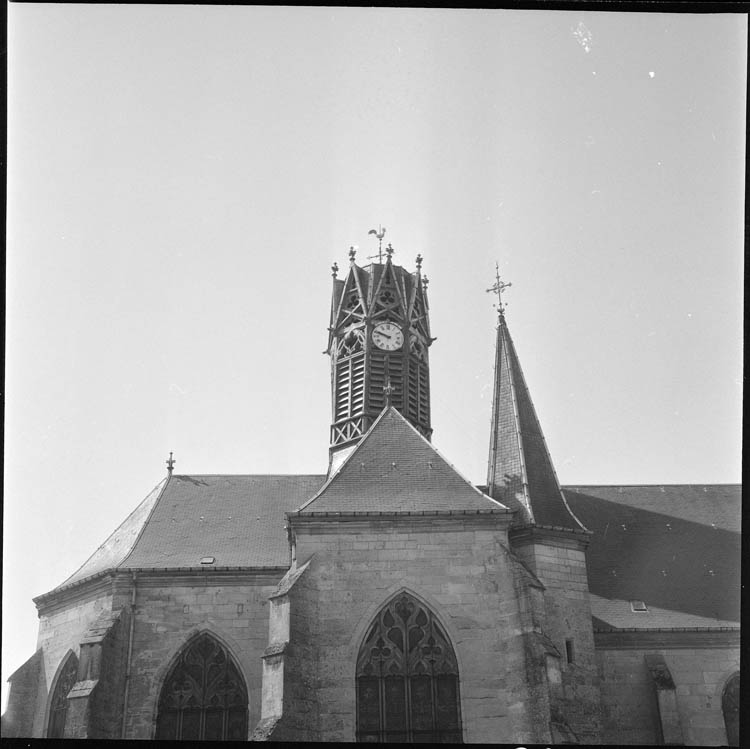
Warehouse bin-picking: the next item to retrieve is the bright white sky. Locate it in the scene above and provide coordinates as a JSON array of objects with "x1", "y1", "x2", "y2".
[{"x1": 3, "y1": 6, "x2": 745, "y2": 712}]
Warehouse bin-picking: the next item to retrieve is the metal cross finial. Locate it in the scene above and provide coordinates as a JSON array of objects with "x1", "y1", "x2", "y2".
[
  {"x1": 166, "y1": 451, "x2": 176, "y2": 475},
  {"x1": 383, "y1": 378, "x2": 394, "y2": 408},
  {"x1": 415, "y1": 253, "x2": 423, "y2": 271},
  {"x1": 331, "y1": 262, "x2": 339, "y2": 278},
  {"x1": 367, "y1": 225, "x2": 387, "y2": 263},
  {"x1": 486, "y1": 262, "x2": 512, "y2": 316},
  {"x1": 349, "y1": 246, "x2": 357, "y2": 263}
]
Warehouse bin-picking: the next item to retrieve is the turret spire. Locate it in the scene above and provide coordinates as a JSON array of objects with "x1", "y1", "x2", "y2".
[{"x1": 486, "y1": 268, "x2": 585, "y2": 530}]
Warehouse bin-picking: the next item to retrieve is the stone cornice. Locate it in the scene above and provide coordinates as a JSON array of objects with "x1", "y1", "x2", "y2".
[
  {"x1": 594, "y1": 627, "x2": 740, "y2": 649},
  {"x1": 509, "y1": 523, "x2": 591, "y2": 550},
  {"x1": 289, "y1": 510, "x2": 512, "y2": 535},
  {"x1": 34, "y1": 566, "x2": 288, "y2": 611}
]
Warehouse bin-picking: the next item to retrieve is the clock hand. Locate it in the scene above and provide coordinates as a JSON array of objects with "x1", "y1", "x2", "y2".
[{"x1": 376, "y1": 331, "x2": 393, "y2": 340}]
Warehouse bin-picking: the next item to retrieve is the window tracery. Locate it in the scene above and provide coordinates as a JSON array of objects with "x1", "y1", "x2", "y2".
[
  {"x1": 155, "y1": 633, "x2": 248, "y2": 741},
  {"x1": 722, "y1": 672, "x2": 739, "y2": 746},
  {"x1": 356, "y1": 593, "x2": 462, "y2": 743},
  {"x1": 48, "y1": 651, "x2": 78, "y2": 739}
]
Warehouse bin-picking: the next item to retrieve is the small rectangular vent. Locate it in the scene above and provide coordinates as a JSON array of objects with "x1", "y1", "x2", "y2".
[{"x1": 630, "y1": 600, "x2": 648, "y2": 612}]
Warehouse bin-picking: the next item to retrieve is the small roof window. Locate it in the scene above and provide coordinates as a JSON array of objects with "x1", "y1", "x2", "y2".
[
  {"x1": 200, "y1": 556, "x2": 215, "y2": 565},
  {"x1": 630, "y1": 600, "x2": 648, "y2": 612}
]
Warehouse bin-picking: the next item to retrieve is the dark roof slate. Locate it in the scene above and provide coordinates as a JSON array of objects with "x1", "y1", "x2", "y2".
[
  {"x1": 47, "y1": 475, "x2": 326, "y2": 596},
  {"x1": 123, "y1": 475, "x2": 325, "y2": 569},
  {"x1": 297, "y1": 407, "x2": 508, "y2": 515},
  {"x1": 565, "y1": 485, "x2": 741, "y2": 624}
]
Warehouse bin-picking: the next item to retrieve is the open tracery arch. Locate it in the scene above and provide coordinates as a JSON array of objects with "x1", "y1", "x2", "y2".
[
  {"x1": 356, "y1": 591, "x2": 462, "y2": 743},
  {"x1": 47, "y1": 650, "x2": 78, "y2": 739},
  {"x1": 155, "y1": 632, "x2": 248, "y2": 741}
]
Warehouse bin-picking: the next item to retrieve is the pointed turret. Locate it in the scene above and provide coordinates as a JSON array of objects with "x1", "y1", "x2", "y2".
[{"x1": 486, "y1": 267, "x2": 586, "y2": 531}]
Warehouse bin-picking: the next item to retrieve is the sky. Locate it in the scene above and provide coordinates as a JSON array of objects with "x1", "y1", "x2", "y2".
[{"x1": 3, "y1": 5, "x2": 745, "y2": 713}]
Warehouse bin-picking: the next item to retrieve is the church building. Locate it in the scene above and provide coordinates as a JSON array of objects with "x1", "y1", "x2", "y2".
[{"x1": 2, "y1": 238, "x2": 740, "y2": 743}]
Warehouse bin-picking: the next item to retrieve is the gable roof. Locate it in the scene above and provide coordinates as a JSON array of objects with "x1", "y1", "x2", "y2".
[
  {"x1": 487, "y1": 314, "x2": 585, "y2": 530},
  {"x1": 296, "y1": 406, "x2": 508, "y2": 516},
  {"x1": 565, "y1": 485, "x2": 741, "y2": 625}
]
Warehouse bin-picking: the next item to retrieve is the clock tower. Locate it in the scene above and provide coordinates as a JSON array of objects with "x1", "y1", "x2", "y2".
[{"x1": 326, "y1": 232, "x2": 433, "y2": 472}]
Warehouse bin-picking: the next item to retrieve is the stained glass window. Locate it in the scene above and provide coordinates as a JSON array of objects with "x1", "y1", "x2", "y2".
[
  {"x1": 722, "y1": 672, "x2": 739, "y2": 747},
  {"x1": 356, "y1": 593, "x2": 462, "y2": 743},
  {"x1": 155, "y1": 633, "x2": 248, "y2": 741},
  {"x1": 48, "y1": 651, "x2": 79, "y2": 739}
]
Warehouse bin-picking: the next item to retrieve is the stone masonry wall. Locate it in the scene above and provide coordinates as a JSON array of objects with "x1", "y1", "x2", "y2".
[
  {"x1": 597, "y1": 646, "x2": 740, "y2": 745},
  {"x1": 511, "y1": 537, "x2": 603, "y2": 743},
  {"x1": 1, "y1": 650, "x2": 43, "y2": 737},
  {"x1": 33, "y1": 584, "x2": 114, "y2": 737},
  {"x1": 122, "y1": 573, "x2": 282, "y2": 739},
  {"x1": 289, "y1": 516, "x2": 553, "y2": 744}
]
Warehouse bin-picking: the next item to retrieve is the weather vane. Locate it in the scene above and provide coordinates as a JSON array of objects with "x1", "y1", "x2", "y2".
[
  {"x1": 367, "y1": 225, "x2": 387, "y2": 263},
  {"x1": 486, "y1": 262, "x2": 512, "y2": 316}
]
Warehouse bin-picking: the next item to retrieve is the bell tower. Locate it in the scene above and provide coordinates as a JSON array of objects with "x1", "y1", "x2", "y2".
[{"x1": 326, "y1": 229, "x2": 433, "y2": 472}]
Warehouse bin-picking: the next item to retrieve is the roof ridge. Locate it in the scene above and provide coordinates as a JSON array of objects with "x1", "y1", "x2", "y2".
[
  {"x1": 298, "y1": 407, "x2": 394, "y2": 512},
  {"x1": 56, "y1": 477, "x2": 168, "y2": 589},
  {"x1": 392, "y1": 408, "x2": 508, "y2": 508},
  {"x1": 171, "y1": 473, "x2": 326, "y2": 478},
  {"x1": 117, "y1": 476, "x2": 172, "y2": 568}
]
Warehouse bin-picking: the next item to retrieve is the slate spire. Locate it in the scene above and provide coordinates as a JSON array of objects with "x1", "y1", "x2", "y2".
[{"x1": 486, "y1": 275, "x2": 586, "y2": 531}]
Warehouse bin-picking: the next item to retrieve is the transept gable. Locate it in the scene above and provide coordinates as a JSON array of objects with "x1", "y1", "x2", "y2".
[{"x1": 297, "y1": 407, "x2": 508, "y2": 516}]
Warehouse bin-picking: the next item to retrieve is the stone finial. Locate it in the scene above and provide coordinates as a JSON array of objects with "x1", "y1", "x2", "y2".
[
  {"x1": 415, "y1": 253, "x2": 423, "y2": 271},
  {"x1": 166, "y1": 451, "x2": 176, "y2": 476},
  {"x1": 331, "y1": 262, "x2": 339, "y2": 278},
  {"x1": 385, "y1": 243, "x2": 395, "y2": 262},
  {"x1": 383, "y1": 379, "x2": 394, "y2": 408},
  {"x1": 422, "y1": 274, "x2": 429, "y2": 290}
]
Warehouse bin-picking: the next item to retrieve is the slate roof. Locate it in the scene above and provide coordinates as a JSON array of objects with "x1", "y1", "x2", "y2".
[
  {"x1": 45, "y1": 475, "x2": 326, "y2": 597},
  {"x1": 43, "y1": 466, "x2": 740, "y2": 634},
  {"x1": 487, "y1": 314, "x2": 585, "y2": 531},
  {"x1": 565, "y1": 485, "x2": 741, "y2": 625},
  {"x1": 59, "y1": 479, "x2": 167, "y2": 588},
  {"x1": 296, "y1": 407, "x2": 509, "y2": 516},
  {"x1": 589, "y1": 594, "x2": 739, "y2": 631}
]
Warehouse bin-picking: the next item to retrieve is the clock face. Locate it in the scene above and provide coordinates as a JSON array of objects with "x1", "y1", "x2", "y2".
[{"x1": 372, "y1": 322, "x2": 404, "y2": 351}]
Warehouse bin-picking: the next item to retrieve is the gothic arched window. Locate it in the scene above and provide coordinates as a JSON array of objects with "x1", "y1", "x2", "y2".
[
  {"x1": 356, "y1": 592, "x2": 462, "y2": 743},
  {"x1": 722, "y1": 672, "x2": 739, "y2": 747},
  {"x1": 48, "y1": 651, "x2": 78, "y2": 739},
  {"x1": 155, "y1": 633, "x2": 248, "y2": 741}
]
